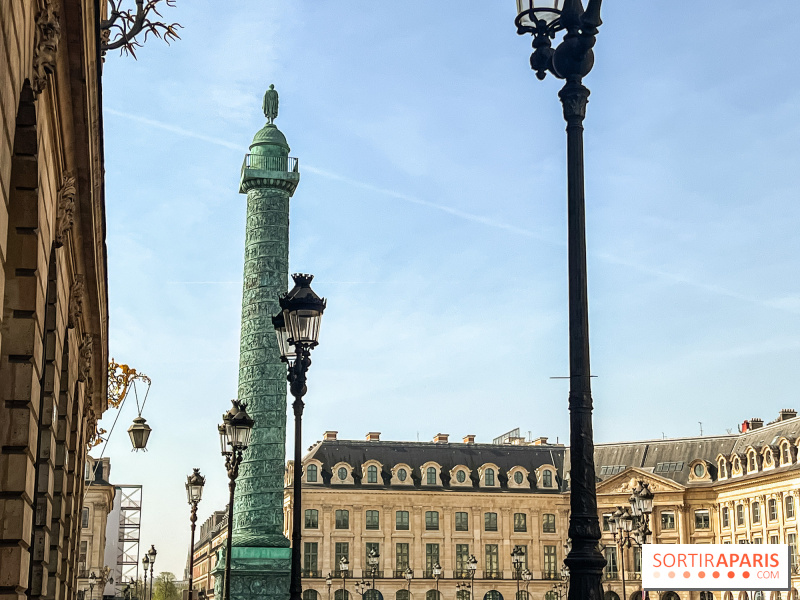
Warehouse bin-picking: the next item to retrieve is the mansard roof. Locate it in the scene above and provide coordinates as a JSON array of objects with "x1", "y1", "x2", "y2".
[{"x1": 304, "y1": 439, "x2": 567, "y2": 492}]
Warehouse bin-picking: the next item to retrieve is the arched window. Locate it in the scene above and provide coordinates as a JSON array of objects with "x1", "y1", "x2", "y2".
[
  {"x1": 515, "y1": 592, "x2": 528, "y2": 600},
  {"x1": 662, "y1": 593, "x2": 680, "y2": 600},
  {"x1": 483, "y1": 591, "x2": 503, "y2": 600},
  {"x1": 367, "y1": 465, "x2": 378, "y2": 484},
  {"x1": 427, "y1": 467, "x2": 437, "y2": 485},
  {"x1": 426, "y1": 591, "x2": 441, "y2": 600},
  {"x1": 303, "y1": 591, "x2": 319, "y2": 600},
  {"x1": 719, "y1": 460, "x2": 727, "y2": 478},
  {"x1": 335, "y1": 591, "x2": 350, "y2": 600},
  {"x1": 364, "y1": 591, "x2": 382, "y2": 600},
  {"x1": 485, "y1": 468, "x2": 495, "y2": 486},
  {"x1": 457, "y1": 591, "x2": 470, "y2": 600},
  {"x1": 545, "y1": 593, "x2": 557, "y2": 600},
  {"x1": 748, "y1": 453, "x2": 757, "y2": 472},
  {"x1": 631, "y1": 593, "x2": 643, "y2": 600},
  {"x1": 700, "y1": 593, "x2": 715, "y2": 600},
  {"x1": 396, "y1": 591, "x2": 410, "y2": 600},
  {"x1": 783, "y1": 444, "x2": 791, "y2": 465},
  {"x1": 723, "y1": 593, "x2": 734, "y2": 600},
  {"x1": 604, "y1": 592, "x2": 620, "y2": 600},
  {"x1": 306, "y1": 464, "x2": 318, "y2": 482},
  {"x1": 543, "y1": 470, "x2": 553, "y2": 487}
]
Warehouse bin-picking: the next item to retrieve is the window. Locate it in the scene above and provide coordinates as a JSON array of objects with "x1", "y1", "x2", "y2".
[
  {"x1": 737, "y1": 504, "x2": 745, "y2": 527},
  {"x1": 599, "y1": 465, "x2": 626, "y2": 476},
  {"x1": 695, "y1": 509, "x2": 710, "y2": 529},
  {"x1": 654, "y1": 461, "x2": 684, "y2": 473},
  {"x1": 542, "y1": 470, "x2": 553, "y2": 487},
  {"x1": 455, "y1": 511, "x2": 469, "y2": 531},
  {"x1": 397, "y1": 592, "x2": 410, "y2": 600},
  {"x1": 752, "y1": 502, "x2": 761, "y2": 524},
  {"x1": 456, "y1": 470, "x2": 466, "y2": 483},
  {"x1": 366, "y1": 510, "x2": 379, "y2": 530},
  {"x1": 303, "y1": 542, "x2": 318, "y2": 574},
  {"x1": 514, "y1": 471, "x2": 524, "y2": 485},
  {"x1": 334, "y1": 591, "x2": 350, "y2": 600},
  {"x1": 694, "y1": 463, "x2": 705, "y2": 478},
  {"x1": 722, "y1": 507, "x2": 729, "y2": 528},
  {"x1": 719, "y1": 460, "x2": 727, "y2": 478},
  {"x1": 397, "y1": 468, "x2": 408, "y2": 481},
  {"x1": 542, "y1": 514, "x2": 555, "y2": 533},
  {"x1": 753, "y1": 536, "x2": 762, "y2": 545},
  {"x1": 304, "y1": 590, "x2": 319, "y2": 600},
  {"x1": 485, "y1": 544, "x2": 499, "y2": 575},
  {"x1": 633, "y1": 547, "x2": 642, "y2": 574},
  {"x1": 306, "y1": 464, "x2": 318, "y2": 482},
  {"x1": 338, "y1": 467, "x2": 348, "y2": 481},
  {"x1": 604, "y1": 546, "x2": 618, "y2": 579},
  {"x1": 425, "y1": 511, "x2": 439, "y2": 530},
  {"x1": 786, "y1": 495, "x2": 796, "y2": 519},
  {"x1": 544, "y1": 545, "x2": 558, "y2": 578},
  {"x1": 81, "y1": 507, "x2": 89, "y2": 529},
  {"x1": 336, "y1": 509, "x2": 349, "y2": 529},
  {"x1": 396, "y1": 511, "x2": 409, "y2": 530},
  {"x1": 425, "y1": 544, "x2": 440, "y2": 576},
  {"x1": 700, "y1": 593, "x2": 714, "y2": 600},
  {"x1": 457, "y1": 592, "x2": 470, "y2": 600},
  {"x1": 770, "y1": 534, "x2": 780, "y2": 545},
  {"x1": 425, "y1": 592, "x2": 440, "y2": 600},
  {"x1": 485, "y1": 468, "x2": 495, "y2": 486},
  {"x1": 782, "y1": 444, "x2": 791, "y2": 465},
  {"x1": 661, "y1": 512, "x2": 675, "y2": 530},
  {"x1": 748, "y1": 453, "x2": 757, "y2": 472},
  {"x1": 367, "y1": 465, "x2": 378, "y2": 484},
  {"x1": 335, "y1": 542, "x2": 350, "y2": 573},
  {"x1": 484, "y1": 512, "x2": 498, "y2": 532},
  {"x1": 514, "y1": 513, "x2": 527, "y2": 533},
  {"x1": 769, "y1": 499, "x2": 778, "y2": 521},
  {"x1": 484, "y1": 593, "x2": 502, "y2": 600},
  {"x1": 602, "y1": 514, "x2": 612, "y2": 531},
  {"x1": 455, "y1": 544, "x2": 470, "y2": 576},
  {"x1": 366, "y1": 543, "x2": 379, "y2": 569},
  {"x1": 788, "y1": 533, "x2": 798, "y2": 569},
  {"x1": 396, "y1": 543, "x2": 409, "y2": 572},
  {"x1": 427, "y1": 467, "x2": 437, "y2": 485},
  {"x1": 305, "y1": 509, "x2": 319, "y2": 529},
  {"x1": 516, "y1": 546, "x2": 528, "y2": 570},
  {"x1": 78, "y1": 540, "x2": 87, "y2": 574}
]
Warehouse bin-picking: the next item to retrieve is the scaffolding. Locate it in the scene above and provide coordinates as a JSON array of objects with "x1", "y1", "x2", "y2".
[{"x1": 117, "y1": 485, "x2": 143, "y2": 592}]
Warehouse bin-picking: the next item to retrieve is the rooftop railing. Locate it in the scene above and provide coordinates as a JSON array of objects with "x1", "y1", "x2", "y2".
[{"x1": 242, "y1": 154, "x2": 298, "y2": 173}]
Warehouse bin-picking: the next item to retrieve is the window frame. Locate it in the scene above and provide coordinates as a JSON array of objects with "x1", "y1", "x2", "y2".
[
  {"x1": 396, "y1": 511, "x2": 410, "y2": 531},
  {"x1": 484, "y1": 512, "x2": 498, "y2": 532},
  {"x1": 365, "y1": 510, "x2": 380, "y2": 531},
  {"x1": 455, "y1": 511, "x2": 469, "y2": 532},
  {"x1": 542, "y1": 513, "x2": 555, "y2": 534},
  {"x1": 425, "y1": 510, "x2": 439, "y2": 531},
  {"x1": 660, "y1": 511, "x2": 675, "y2": 530},
  {"x1": 335, "y1": 509, "x2": 350, "y2": 530},
  {"x1": 305, "y1": 508, "x2": 319, "y2": 529},
  {"x1": 695, "y1": 509, "x2": 710, "y2": 530},
  {"x1": 514, "y1": 512, "x2": 528, "y2": 533}
]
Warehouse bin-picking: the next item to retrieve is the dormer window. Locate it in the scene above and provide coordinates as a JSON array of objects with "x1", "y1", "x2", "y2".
[
  {"x1": 367, "y1": 465, "x2": 378, "y2": 484},
  {"x1": 782, "y1": 443, "x2": 791, "y2": 465},
  {"x1": 485, "y1": 468, "x2": 495, "y2": 486},
  {"x1": 543, "y1": 469, "x2": 553, "y2": 488},
  {"x1": 307, "y1": 464, "x2": 318, "y2": 482},
  {"x1": 748, "y1": 452, "x2": 757, "y2": 472},
  {"x1": 427, "y1": 467, "x2": 437, "y2": 485},
  {"x1": 718, "y1": 460, "x2": 727, "y2": 478},
  {"x1": 338, "y1": 467, "x2": 348, "y2": 480}
]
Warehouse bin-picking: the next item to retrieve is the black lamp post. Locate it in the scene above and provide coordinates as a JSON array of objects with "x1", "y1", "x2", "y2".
[
  {"x1": 186, "y1": 468, "x2": 205, "y2": 600},
  {"x1": 218, "y1": 399, "x2": 255, "y2": 600},
  {"x1": 326, "y1": 574, "x2": 333, "y2": 600},
  {"x1": 432, "y1": 562, "x2": 442, "y2": 597},
  {"x1": 89, "y1": 572, "x2": 96, "y2": 600},
  {"x1": 147, "y1": 545, "x2": 157, "y2": 600},
  {"x1": 141, "y1": 556, "x2": 149, "y2": 600},
  {"x1": 340, "y1": 557, "x2": 350, "y2": 599},
  {"x1": 367, "y1": 548, "x2": 380, "y2": 594},
  {"x1": 404, "y1": 568, "x2": 413, "y2": 595},
  {"x1": 467, "y1": 555, "x2": 477, "y2": 600},
  {"x1": 511, "y1": 546, "x2": 524, "y2": 600},
  {"x1": 522, "y1": 569, "x2": 532, "y2": 599},
  {"x1": 273, "y1": 273, "x2": 326, "y2": 600},
  {"x1": 354, "y1": 580, "x2": 371, "y2": 599},
  {"x1": 609, "y1": 481, "x2": 654, "y2": 600},
  {"x1": 514, "y1": 1, "x2": 604, "y2": 598}
]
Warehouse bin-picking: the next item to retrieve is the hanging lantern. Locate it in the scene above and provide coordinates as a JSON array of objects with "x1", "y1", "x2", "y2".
[{"x1": 127, "y1": 416, "x2": 151, "y2": 451}]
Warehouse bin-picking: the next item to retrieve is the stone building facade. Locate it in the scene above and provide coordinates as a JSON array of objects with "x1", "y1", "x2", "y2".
[
  {"x1": 76, "y1": 457, "x2": 114, "y2": 599},
  {"x1": 0, "y1": 2, "x2": 109, "y2": 600}
]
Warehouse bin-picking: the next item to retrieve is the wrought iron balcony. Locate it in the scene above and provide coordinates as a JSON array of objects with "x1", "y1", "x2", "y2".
[
  {"x1": 483, "y1": 571, "x2": 503, "y2": 580},
  {"x1": 602, "y1": 571, "x2": 619, "y2": 581},
  {"x1": 302, "y1": 569, "x2": 321, "y2": 578},
  {"x1": 393, "y1": 570, "x2": 410, "y2": 579},
  {"x1": 242, "y1": 154, "x2": 298, "y2": 173},
  {"x1": 542, "y1": 572, "x2": 563, "y2": 581}
]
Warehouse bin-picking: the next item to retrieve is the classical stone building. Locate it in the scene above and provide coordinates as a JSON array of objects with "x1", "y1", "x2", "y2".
[
  {"x1": 0, "y1": 2, "x2": 109, "y2": 600},
  {"x1": 76, "y1": 457, "x2": 114, "y2": 600}
]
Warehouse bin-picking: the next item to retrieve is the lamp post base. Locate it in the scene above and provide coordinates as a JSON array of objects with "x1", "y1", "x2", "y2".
[{"x1": 211, "y1": 547, "x2": 291, "y2": 600}]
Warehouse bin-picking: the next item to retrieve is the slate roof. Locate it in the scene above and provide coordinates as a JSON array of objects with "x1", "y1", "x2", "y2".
[{"x1": 304, "y1": 439, "x2": 567, "y2": 492}]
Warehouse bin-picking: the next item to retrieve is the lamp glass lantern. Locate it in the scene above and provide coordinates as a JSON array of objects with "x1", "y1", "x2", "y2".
[
  {"x1": 186, "y1": 468, "x2": 205, "y2": 504},
  {"x1": 147, "y1": 545, "x2": 157, "y2": 565},
  {"x1": 218, "y1": 424, "x2": 230, "y2": 455},
  {"x1": 511, "y1": 546, "x2": 524, "y2": 568},
  {"x1": 515, "y1": 0, "x2": 566, "y2": 28},
  {"x1": 127, "y1": 416, "x2": 151, "y2": 451},
  {"x1": 142, "y1": 555, "x2": 149, "y2": 569},
  {"x1": 326, "y1": 575, "x2": 333, "y2": 588},
  {"x1": 404, "y1": 568, "x2": 413, "y2": 581},
  {"x1": 638, "y1": 483, "x2": 655, "y2": 514},
  {"x1": 340, "y1": 557, "x2": 349, "y2": 573},
  {"x1": 433, "y1": 563, "x2": 442, "y2": 577},
  {"x1": 223, "y1": 401, "x2": 254, "y2": 450},
  {"x1": 368, "y1": 548, "x2": 380, "y2": 569},
  {"x1": 271, "y1": 311, "x2": 296, "y2": 363},
  {"x1": 279, "y1": 274, "x2": 326, "y2": 347},
  {"x1": 620, "y1": 509, "x2": 634, "y2": 533}
]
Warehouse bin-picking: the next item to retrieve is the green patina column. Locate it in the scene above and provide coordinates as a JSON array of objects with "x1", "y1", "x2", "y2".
[{"x1": 213, "y1": 85, "x2": 298, "y2": 600}]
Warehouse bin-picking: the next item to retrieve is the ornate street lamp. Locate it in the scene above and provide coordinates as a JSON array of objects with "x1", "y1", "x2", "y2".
[
  {"x1": 367, "y1": 547, "x2": 380, "y2": 594},
  {"x1": 404, "y1": 568, "x2": 413, "y2": 594},
  {"x1": 186, "y1": 468, "x2": 205, "y2": 600},
  {"x1": 127, "y1": 416, "x2": 152, "y2": 451},
  {"x1": 433, "y1": 562, "x2": 442, "y2": 596},
  {"x1": 218, "y1": 399, "x2": 254, "y2": 600},
  {"x1": 89, "y1": 572, "x2": 97, "y2": 600},
  {"x1": 515, "y1": 1, "x2": 604, "y2": 598},
  {"x1": 522, "y1": 569, "x2": 533, "y2": 600},
  {"x1": 611, "y1": 488, "x2": 653, "y2": 600},
  {"x1": 467, "y1": 555, "x2": 478, "y2": 600},
  {"x1": 354, "y1": 580, "x2": 371, "y2": 598},
  {"x1": 340, "y1": 557, "x2": 350, "y2": 599},
  {"x1": 274, "y1": 273, "x2": 326, "y2": 600},
  {"x1": 147, "y1": 545, "x2": 157, "y2": 600},
  {"x1": 326, "y1": 574, "x2": 333, "y2": 600},
  {"x1": 141, "y1": 556, "x2": 149, "y2": 600},
  {"x1": 511, "y1": 546, "x2": 524, "y2": 599}
]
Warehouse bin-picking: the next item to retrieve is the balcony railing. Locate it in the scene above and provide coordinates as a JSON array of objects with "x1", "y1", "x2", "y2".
[
  {"x1": 542, "y1": 572, "x2": 562, "y2": 581},
  {"x1": 364, "y1": 571, "x2": 384, "y2": 579},
  {"x1": 483, "y1": 571, "x2": 502, "y2": 580},
  {"x1": 628, "y1": 572, "x2": 642, "y2": 580},
  {"x1": 393, "y1": 570, "x2": 410, "y2": 579},
  {"x1": 302, "y1": 569, "x2": 321, "y2": 578},
  {"x1": 454, "y1": 571, "x2": 472, "y2": 579},
  {"x1": 242, "y1": 154, "x2": 299, "y2": 173},
  {"x1": 603, "y1": 572, "x2": 619, "y2": 581}
]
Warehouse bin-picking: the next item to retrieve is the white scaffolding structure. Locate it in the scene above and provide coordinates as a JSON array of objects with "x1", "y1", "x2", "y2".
[{"x1": 116, "y1": 485, "x2": 143, "y2": 593}]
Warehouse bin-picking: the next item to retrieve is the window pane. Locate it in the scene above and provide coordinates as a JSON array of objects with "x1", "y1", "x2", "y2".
[
  {"x1": 307, "y1": 464, "x2": 317, "y2": 482},
  {"x1": 543, "y1": 470, "x2": 553, "y2": 487},
  {"x1": 304, "y1": 542, "x2": 318, "y2": 573},
  {"x1": 396, "y1": 543, "x2": 409, "y2": 572},
  {"x1": 367, "y1": 465, "x2": 378, "y2": 484},
  {"x1": 336, "y1": 509, "x2": 350, "y2": 529},
  {"x1": 455, "y1": 545, "x2": 470, "y2": 576},
  {"x1": 305, "y1": 509, "x2": 318, "y2": 529},
  {"x1": 485, "y1": 469, "x2": 495, "y2": 486},
  {"x1": 366, "y1": 510, "x2": 380, "y2": 530},
  {"x1": 485, "y1": 512, "x2": 498, "y2": 532},
  {"x1": 456, "y1": 512, "x2": 469, "y2": 531},
  {"x1": 427, "y1": 467, "x2": 437, "y2": 485},
  {"x1": 542, "y1": 514, "x2": 555, "y2": 533},
  {"x1": 661, "y1": 512, "x2": 675, "y2": 530},
  {"x1": 544, "y1": 545, "x2": 558, "y2": 577},
  {"x1": 514, "y1": 513, "x2": 527, "y2": 533},
  {"x1": 695, "y1": 510, "x2": 710, "y2": 529},
  {"x1": 426, "y1": 511, "x2": 439, "y2": 530},
  {"x1": 485, "y1": 545, "x2": 499, "y2": 574},
  {"x1": 426, "y1": 544, "x2": 440, "y2": 576},
  {"x1": 396, "y1": 511, "x2": 409, "y2": 530}
]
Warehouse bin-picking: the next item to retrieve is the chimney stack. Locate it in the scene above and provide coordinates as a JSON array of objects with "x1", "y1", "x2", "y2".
[
  {"x1": 366, "y1": 432, "x2": 381, "y2": 441},
  {"x1": 323, "y1": 431, "x2": 338, "y2": 441},
  {"x1": 463, "y1": 434, "x2": 476, "y2": 444},
  {"x1": 780, "y1": 409, "x2": 797, "y2": 421},
  {"x1": 433, "y1": 433, "x2": 449, "y2": 443},
  {"x1": 749, "y1": 418, "x2": 764, "y2": 430}
]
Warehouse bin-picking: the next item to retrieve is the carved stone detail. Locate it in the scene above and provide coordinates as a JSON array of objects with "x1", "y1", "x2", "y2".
[
  {"x1": 55, "y1": 173, "x2": 77, "y2": 248},
  {"x1": 33, "y1": 3, "x2": 61, "y2": 95},
  {"x1": 78, "y1": 334, "x2": 93, "y2": 382},
  {"x1": 68, "y1": 275, "x2": 85, "y2": 329}
]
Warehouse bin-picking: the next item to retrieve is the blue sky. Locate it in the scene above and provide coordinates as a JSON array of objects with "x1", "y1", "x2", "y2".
[{"x1": 97, "y1": 1, "x2": 800, "y2": 576}]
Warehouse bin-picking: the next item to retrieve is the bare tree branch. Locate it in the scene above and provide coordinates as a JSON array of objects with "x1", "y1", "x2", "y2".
[{"x1": 100, "y1": 0, "x2": 181, "y2": 59}]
